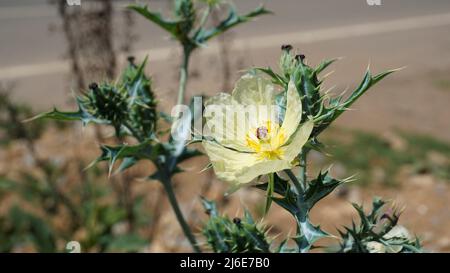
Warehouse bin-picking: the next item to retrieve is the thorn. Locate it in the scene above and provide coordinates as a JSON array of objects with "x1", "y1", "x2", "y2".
[
  {"x1": 321, "y1": 70, "x2": 335, "y2": 80},
  {"x1": 323, "y1": 85, "x2": 337, "y2": 95}
]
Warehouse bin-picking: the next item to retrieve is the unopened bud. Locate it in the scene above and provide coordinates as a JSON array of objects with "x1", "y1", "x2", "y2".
[
  {"x1": 89, "y1": 82, "x2": 98, "y2": 90},
  {"x1": 127, "y1": 56, "x2": 135, "y2": 65},
  {"x1": 281, "y1": 44, "x2": 293, "y2": 52},
  {"x1": 295, "y1": 54, "x2": 306, "y2": 62}
]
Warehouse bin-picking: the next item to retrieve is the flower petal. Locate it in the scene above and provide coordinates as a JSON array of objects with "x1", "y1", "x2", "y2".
[
  {"x1": 281, "y1": 79, "x2": 302, "y2": 139},
  {"x1": 234, "y1": 159, "x2": 292, "y2": 184},
  {"x1": 232, "y1": 71, "x2": 276, "y2": 106},
  {"x1": 204, "y1": 93, "x2": 252, "y2": 151},
  {"x1": 281, "y1": 119, "x2": 314, "y2": 161},
  {"x1": 203, "y1": 141, "x2": 257, "y2": 182}
]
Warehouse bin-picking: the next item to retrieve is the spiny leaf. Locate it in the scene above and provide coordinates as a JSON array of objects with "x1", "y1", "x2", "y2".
[
  {"x1": 26, "y1": 107, "x2": 105, "y2": 126},
  {"x1": 88, "y1": 140, "x2": 162, "y2": 176},
  {"x1": 255, "y1": 173, "x2": 289, "y2": 196},
  {"x1": 314, "y1": 58, "x2": 339, "y2": 75},
  {"x1": 313, "y1": 68, "x2": 399, "y2": 136},
  {"x1": 196, "y1": 5, "x2": 271, "y2": 44},
  {"x1": 304, "y1": 170, "x2": 344, "y2": 209},
  {"x1": 254, "y1": 67, "x2": 287, "y2": 87},
  {"x1": 201, "y1": 198, "x2": 272, "y2": 253},
  {"x1": 128, "y1": 5, "x2": 181, "y2": 37},
  {"x1": 336, "y1": 197, "x2": 422, "y2": 253}
]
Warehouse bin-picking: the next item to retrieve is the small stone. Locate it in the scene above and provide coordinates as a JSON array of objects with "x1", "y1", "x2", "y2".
[
  {"x1": 366, "y1": 241, "x2": 386, "y2": 253},
  {"x1": 410, "y1": 174, "x2": 434, "y2": 187},
  {"x1": 427, "y1": 151, "x2": 448, "y2": 166},
  {"x1": 382, "y1": 131, "x2": 406, "y2": 151},
  {"x1": 437, "y1": 237, "x2": 450, "y2": 248},
  {"x1": 417, "y1": 204, "x2": 428, "y2": 216},
  {"x1": 383, "y1": 225, "x2": 411, "y2": 240}
]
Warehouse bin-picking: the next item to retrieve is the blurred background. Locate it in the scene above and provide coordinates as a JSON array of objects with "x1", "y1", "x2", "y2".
[{"x1": 0, "y1": 0, "x2": 449, "y2": 252}]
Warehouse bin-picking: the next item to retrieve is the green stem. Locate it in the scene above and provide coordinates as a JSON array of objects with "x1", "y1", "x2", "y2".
[
  {"x1": 299, "y1": 148, "x2": 308, "y2": 188},
  {"x1": 264, "y1": 173, "x2": 274, "y2": 214},
  {"x1": 161, "y1": 176, "x2": 201, "y2": 253},
  {"x1": 284, "y1": 169, "x2": 303, "y2": 195},
  {"x1": 198, "y1": 6, "x2": 211, "y2": 30},
  {"x1": 123, "y1": 121, "x2": 143, "y2": 142},
  {"x1": 176, "y1": 48, "x2": 192, "y2": 105}
]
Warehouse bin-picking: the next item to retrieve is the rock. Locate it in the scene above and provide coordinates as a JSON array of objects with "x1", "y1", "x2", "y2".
[
  {"x1": 372, "y1": 167, "x2": 386, "y2": 184},
  {"x1": 366, "y1": 241, "x2": 386, "y2": 253},
  {"x1": 347, "y1": 187, "x2": 361, "y2": 204},
  {"x1": 383, "y1": 225, "x2": 412, "y2": 240},
  {"x1": 112, "y1": 221, "x2": 129, "y2": 235},
  {"x1": 382, "y1": 131, "x2": 407, "y2": 151},
  {"x1": 416, "y1": 204, "x2": 429, "y2": 216},
  {"x1": 410, "y1": 174, "x2": 435, "y2": 187},
  {"x1": 437, "y1": 237, "x2": 450, "y2": 249},
  {"x1": 427, "y1": 151, "x2": 449, "y2": 166},
  {"x1": 331, "y1": 163, "x2": 347, "y2": 178}
]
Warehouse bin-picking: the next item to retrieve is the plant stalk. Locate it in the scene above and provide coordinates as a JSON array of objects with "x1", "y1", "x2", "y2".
[
  {"x1": 284, "y1": 169, "x2": 304, "y2": 195},
  {"x1": 161, "y1": 176, "x2": 201, "y2": 253},
  {"x1": 177, "y1": 48, "x2": 192, "y2": 106},
  {"x1": 299, "y1": 148, "x2": 308, "y2": 188}
]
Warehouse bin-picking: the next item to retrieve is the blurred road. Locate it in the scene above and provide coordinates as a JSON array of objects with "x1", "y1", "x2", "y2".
[
  {"x1": 1, "y1": 0, "x2": 450, "y2": 139},
  {"x1": 2, "y1": 0, "x2": 450, "y2": 67}
]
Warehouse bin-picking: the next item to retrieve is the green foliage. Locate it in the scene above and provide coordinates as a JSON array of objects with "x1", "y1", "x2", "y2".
[
  {"x1": 129, "y1": 0, "x2": 270, "y2": 52},
  {"x1": 201, "y1": 198, "x2": 272, "y2": 253},
  {"x1": 336, "y1": 198, "x2": 422, "y2": 253},
  {"x1": 21, "y1": 0, "x2": 422, "y2": 253},
  {"x1": 0, "y1": 91, "x2": 47, "y2": 146},
  {"x1": 30, "y1": 58, "x2": 158, "y2": 140},
  {"x1": 104, "y1": 234, "x2": 148, "y2": 252},
  {"x1": 195, "y1": 5, "x2": 271, "y2": 44},
  {"x1": 257, "y1": 171, "x2": 346, "y2": 252},
  {"x1": 31, "y1": 54, "x2": 204, "y2": 252},
  {"x1": 0, "y1": 206, "x2": 56, "y2": 252},
  {"x1": 88, "y1": 140, "x2": 162, "y2": 176},
  {"x1": 258, "y1": 46, "x2": 398, "y2": 138},
  {"x1": 0, "y1": 163, "x2": 150, "y2": 253}
]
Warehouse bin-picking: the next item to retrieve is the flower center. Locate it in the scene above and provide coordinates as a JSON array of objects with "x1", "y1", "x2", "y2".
[
  {"x1": 256, "y1": 126, "x2": 268, "y2": 140},
  {"x1": 246, "y1": 121, "x2": 286, "y2": 160}
]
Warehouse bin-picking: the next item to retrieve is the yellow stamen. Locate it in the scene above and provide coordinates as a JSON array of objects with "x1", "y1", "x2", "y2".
[{"x1": 245, "y1": 120, "x2": 286, "y2": 160}]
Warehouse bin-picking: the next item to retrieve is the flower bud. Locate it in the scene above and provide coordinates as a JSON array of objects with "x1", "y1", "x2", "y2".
[
  {"x1": 127, "y1": 56, "x2": 136, "y2": 65},
  {"x1": 281, "y1": 44, "x2": 293, "y2": 52},
  {"x1": 89, "y1": 82, "x2": 98, "y2": 91},
  {"x1": 295, "y1": 54, "x2": 306, "y2": 62}
]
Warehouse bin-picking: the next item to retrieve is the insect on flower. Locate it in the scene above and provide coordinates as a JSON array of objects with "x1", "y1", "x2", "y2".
[{"x1": 202, "y1": 71, "x2": 313, "y2": 186}]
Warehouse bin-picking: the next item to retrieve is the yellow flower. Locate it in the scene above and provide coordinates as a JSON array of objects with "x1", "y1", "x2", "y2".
[{"x1": 202, "y1": 72, "x2": 313, "y2": 186}]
